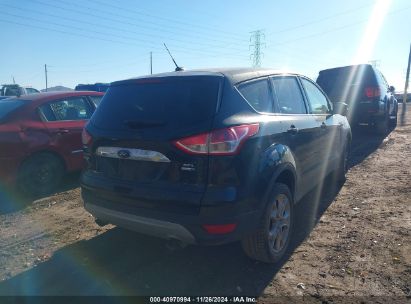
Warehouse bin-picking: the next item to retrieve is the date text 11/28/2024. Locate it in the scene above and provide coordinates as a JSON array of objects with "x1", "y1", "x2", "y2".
[{"x1": 149, "y1": 297, "x2": 257, "y2": 303}]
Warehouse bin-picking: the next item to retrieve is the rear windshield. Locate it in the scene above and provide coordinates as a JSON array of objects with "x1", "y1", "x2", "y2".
[
  {"x1": 91, "y1": 77, "x2": 221, "y2": 131},
  {"x1": 316, "y1": 66, "x2": 376, "y2": 103},
  {"x1": 0, "y1": 99, "x2": 27, "y2": 122}
]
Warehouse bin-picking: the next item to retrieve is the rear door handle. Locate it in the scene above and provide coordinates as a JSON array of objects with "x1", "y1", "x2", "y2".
[{"x1": 287, "y1": 125, "x2": 299, "y2": 135}]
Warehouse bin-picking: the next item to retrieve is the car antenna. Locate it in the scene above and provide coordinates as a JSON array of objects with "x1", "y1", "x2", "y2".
[{"x1": 163, "y1": 43, "x2": 184, "y2": 72}]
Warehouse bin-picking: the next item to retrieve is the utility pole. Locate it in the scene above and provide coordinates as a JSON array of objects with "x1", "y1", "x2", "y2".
[
  {"x1": 44, "y1": 64, "x2": 48, "y2": 92},
  {"x1": 250, "y1": 30, "x2": 265, "y2": 68},
  {"x1": 12, "y1": 76, "x2": 15, "y2": 84},
  {"x1": 402, "y1": 43, "x2": 410, "y2": 110},
  {"x1": 150, "y1": 51, "x2": 153, "y2": 75}
]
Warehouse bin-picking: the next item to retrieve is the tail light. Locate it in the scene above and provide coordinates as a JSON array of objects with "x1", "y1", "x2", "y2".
[
  {"x1": 365, "y1": 87, "x2": 381, "y2": 98},
  {"x1": 81, "y1": 128, "x2": 93, "y2": 148},
  {"x1": 203, "y1": 223, "x2": 237, "y2": 234},
  {"x1": 173, "y1": 124, "x2": 259, "y2": 156}
]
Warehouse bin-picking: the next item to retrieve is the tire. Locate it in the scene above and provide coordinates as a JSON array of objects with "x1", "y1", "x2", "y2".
[
  {"x1": 389, "y1": 111, "x2": 398, "y2": 129},
  {"x1": 375, "y1": 114, "x2": 389, "y2": 135},
  {"x1": 17, "y1": 153, "x2": 64, "y2": 197},
  {"x1": 335, "y1": 140, "x2": 350, "y2": 183},
  {"x1": 241, "y1": 183, "x2": 294, "y2": 264}
]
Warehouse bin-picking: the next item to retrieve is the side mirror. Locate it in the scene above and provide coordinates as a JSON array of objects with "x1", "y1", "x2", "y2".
[
  {"x1": 333, "y1": 102, "x2": 348, "y2": 116},
  {"x1": 389, "y1": 86, "x2": 395, "y2": 93}
]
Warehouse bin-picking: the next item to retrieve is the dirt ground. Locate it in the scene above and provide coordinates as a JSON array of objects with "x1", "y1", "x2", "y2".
[{"x1": 0, "y1": 105, "x2": 409, "y2": 302}]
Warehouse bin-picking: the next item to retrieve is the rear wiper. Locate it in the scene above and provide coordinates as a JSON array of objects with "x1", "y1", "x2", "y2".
[{"x1": 124, "y1": 120, "x2": 166, "y2": 128}]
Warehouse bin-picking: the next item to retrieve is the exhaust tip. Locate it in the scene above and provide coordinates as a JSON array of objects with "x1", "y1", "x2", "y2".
[{"x1": 165, "y1": 238, "x2": 186, "y2": 251}]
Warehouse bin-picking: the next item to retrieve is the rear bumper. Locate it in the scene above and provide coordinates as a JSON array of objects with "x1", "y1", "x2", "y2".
[
  {"x1": 85, "y1": 203, "x2": 197, "y2": 244},
  {"x1": 349, "y1": 102, "x2": 384, "y2": 125},
  {"x1": 81, "y1": 183, "x2": 262, "y2": 246},
  {"x1": 347, "y1": 98, "x2": 398, "y2": 125}
]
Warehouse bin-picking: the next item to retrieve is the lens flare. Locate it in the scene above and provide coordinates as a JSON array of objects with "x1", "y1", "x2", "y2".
[{"x1": 353, "y1": 0, "x2": 393, "y2": 64}]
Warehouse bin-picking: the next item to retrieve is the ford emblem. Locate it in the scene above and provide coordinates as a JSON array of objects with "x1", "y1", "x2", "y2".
[{"x1": 117, "y1": 149, "x2": 131, "y2": 159}]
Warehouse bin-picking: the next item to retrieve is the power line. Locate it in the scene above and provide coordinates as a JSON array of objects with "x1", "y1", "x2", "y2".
[
  {"x1": 267, "y1": 1, "x2": 375, "y2": 36},
  {"x1": 0, "y1": 12, "x2": 249, "y2": 60},
  {"x1": 266, "y1": 4, "x2": 411, "y2": 49},
  {"x1": 0, "y1": 4, "x2": 245, "y2": 52},
  {"x1": 88, "y1": 0, "x2": 247, "y2": 40},
  {"x1": 1, "y1": 3, "x2": 249, "y2": 53},
  {"x1": 32, "y1": 0, "x2": 248, "y2": 46},
  {"x1": 0, "y1": 18, "x2": 141, "y2": 47}
]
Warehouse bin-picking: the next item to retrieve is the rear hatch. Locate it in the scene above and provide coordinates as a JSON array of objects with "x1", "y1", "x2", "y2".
[
  {"x1": 84, "y1": 75, "x2": 223, "y2": 212},
  {"x1": 316, "y1": 65, "x2": 380, "y2": 120},
  {"x1": 317, "y1": 65, "x2": 377, "y2": 104}
]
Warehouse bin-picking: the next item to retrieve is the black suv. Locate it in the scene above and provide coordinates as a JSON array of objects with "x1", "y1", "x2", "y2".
[
  {"x1": 81, "y1": 68, "x2": 351, "y2": 263},
  {"x1": 316, "y1": 64, "x2": 398, "y2": 134}
]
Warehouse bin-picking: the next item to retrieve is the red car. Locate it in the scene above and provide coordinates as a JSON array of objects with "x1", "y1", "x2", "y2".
[{"x1": 0, "y1": 91, "x2": 104, "y2": 196}]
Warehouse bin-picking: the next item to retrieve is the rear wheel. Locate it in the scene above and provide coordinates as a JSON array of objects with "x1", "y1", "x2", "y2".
[
  {"x1": 335, "y1": 140, "x2": 350, "y2": 183},
  {"x1": 389, "y1": 108, "x2": 398, "y2": 129},
  {"x1": 375, "y1": 114, "x2": 390, "y2": 135},
  {"x1": 241, "y1": 183, "x2": 293, "y2": 263},
  {"x1": 18, "y1": 153, "x2": 64, "y2": 197}
]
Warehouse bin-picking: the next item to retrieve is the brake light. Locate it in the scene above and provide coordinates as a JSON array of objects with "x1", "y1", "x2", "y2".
[
  {"x1": 81, "y1": 128, "x2": 93, "y2": 147},
  {"x1": 173, "y1": 124, "x2": 259, "y2": 155},
  {"x1": 365, "y1": 87, "x2": 381, "y2": 98}
]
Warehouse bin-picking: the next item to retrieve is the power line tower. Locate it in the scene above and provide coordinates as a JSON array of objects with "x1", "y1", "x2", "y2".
[
  {"x1": 250, "y1": 30, "x2": 266, "y2": 67},
  {"x1": 368, "y1": 60, "x2": 381, "y2": 68}
]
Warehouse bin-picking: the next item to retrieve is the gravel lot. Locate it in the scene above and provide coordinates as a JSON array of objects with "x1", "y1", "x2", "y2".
[{"x1": 0, "y1": 105, "x2": 409, "y2": 302}]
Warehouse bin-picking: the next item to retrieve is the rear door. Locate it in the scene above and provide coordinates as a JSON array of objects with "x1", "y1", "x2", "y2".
[
  {"x1": 300, "y1": 77, "x2": 340, "y2": 175},
  {"x1": 38, "y1": 96, "x2": 94, "y2": 170},
  {"x1": 269, "y1": 75, "x2": 320, "y2": 197},
  {"x1": 86, "y1": 76, "x2": 222, "y2": 209}
]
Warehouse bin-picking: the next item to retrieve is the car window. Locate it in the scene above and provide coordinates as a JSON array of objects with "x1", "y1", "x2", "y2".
[
  {"x1": 0, "y1": 99, "x2": 27, "y2": 121},
  {"x1": 270, "y1": 76, "x2": 306, "y2": 114},
  {"x1": 25, "y1": 88, "x2": 39, "y2": 94},
  {"x1": 89, "y1": 95, "x2": 103, "y2": 107},
  {"x1": 38, "y1": 97, "x2": 93, "y2": 121},
  {"x1": 92, "y1": 77, "x2": 221, "y2": 131},
  {"x1": 376, "y1": 70, "x2": 388, "y2": 89},
  {"x1": 237, "y1": 78, "x2": 273, "y2": 113},
  {"x1": 4, "y1": 86, "x2": 21, "y2": 96},
  {"x1": 300, "y1": 78, "x2": 330, "y2": 114}
]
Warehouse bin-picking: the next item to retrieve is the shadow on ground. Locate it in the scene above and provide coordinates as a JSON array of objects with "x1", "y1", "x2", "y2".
[
  {"x1": 0, "y1": 177, "x2": 343, "y2": 296},
  {"x1": 0, "y1": 172, "x2": 81, "y2": 215},
  {"x1": 349, "y1": 125, "x2": 392, "y2": 168}
]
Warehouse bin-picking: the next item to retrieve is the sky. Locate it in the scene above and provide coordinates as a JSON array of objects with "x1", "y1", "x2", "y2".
[{"x1": 0, "y1": 0, "x2": 410, "y2": 91}]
